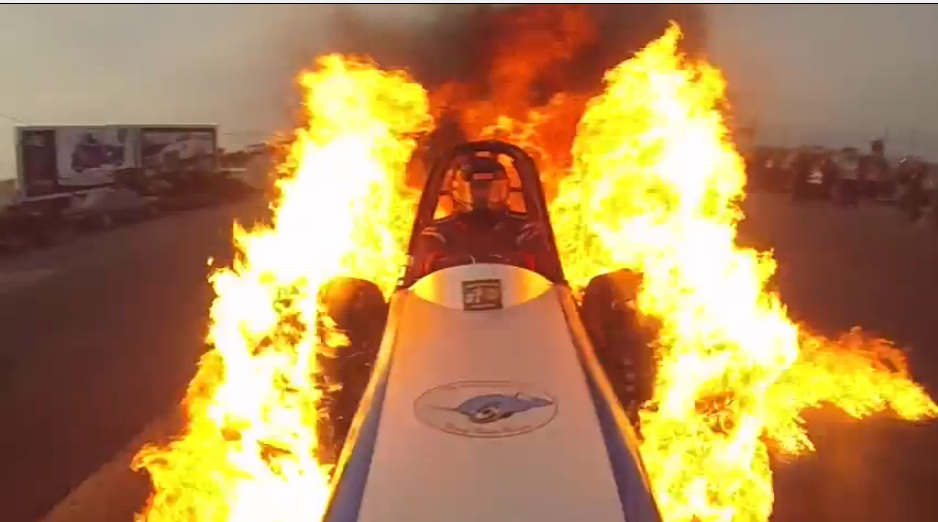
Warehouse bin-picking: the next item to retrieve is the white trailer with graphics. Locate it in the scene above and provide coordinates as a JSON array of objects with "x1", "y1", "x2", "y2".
[{"x1": 14, "y1": 124, "x2": 218, "y2": 201}]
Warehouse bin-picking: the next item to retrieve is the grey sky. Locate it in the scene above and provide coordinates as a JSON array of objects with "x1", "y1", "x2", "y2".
[
  {"x1": 0, "y1": 4, "x2": 936, "y2": 179},
  {"x1": 708, "y1": 5, "x2": 938, "y2": 156}
]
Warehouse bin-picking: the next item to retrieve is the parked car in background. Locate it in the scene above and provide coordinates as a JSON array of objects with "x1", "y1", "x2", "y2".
[
  {"x1": 0, "y1": 195, "x2": 70, "y2": 250},
  {"x1": 63, "y1": 186, "x2": 159, "y2": 231}
]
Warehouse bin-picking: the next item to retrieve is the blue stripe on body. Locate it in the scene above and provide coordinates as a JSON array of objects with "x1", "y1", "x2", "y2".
[
  {"x1": 556, "y1": 288, "x2": 663, "y2": 522},
  {"x1": 321, "y1": 361, "x2": 393, "y2": 522},
  {"x1": 582, "y1": 371, "x2": 662, "y2": 522},
  {"x1": 322, "y1": 292, "x2": 408, "y2": 522}
]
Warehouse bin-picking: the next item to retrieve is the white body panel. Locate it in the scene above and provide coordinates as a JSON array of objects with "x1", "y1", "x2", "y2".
[{"x1": 354, "y1": 264, "x2": 628, "y2": 522}]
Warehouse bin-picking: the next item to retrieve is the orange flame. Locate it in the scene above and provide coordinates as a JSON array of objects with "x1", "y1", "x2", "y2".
[
  {"x1": 131, "y1": 55, "x2": 431, "y2": 522},
  {"x1": 550, "y1": 24, "x2": 938, "y2": 522},
  {"x1": 132, "y1": 18, "x2": 937, "y2": 522}
]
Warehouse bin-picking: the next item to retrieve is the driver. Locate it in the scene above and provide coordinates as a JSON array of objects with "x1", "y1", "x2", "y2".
[{"x1": 414, "y1": 155, "x2": 545, "y2": 274}]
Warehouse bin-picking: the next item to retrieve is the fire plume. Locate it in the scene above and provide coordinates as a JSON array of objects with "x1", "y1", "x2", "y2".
[
  {"x1": 130, "y1": 12, "x2": 938, "y2": 522},
  {"x1": 549, "y1": 24, "x2": 938, "y2": 522},
  {"x1": 131, "y1": 55, "x2": 431, "y2": 522}
]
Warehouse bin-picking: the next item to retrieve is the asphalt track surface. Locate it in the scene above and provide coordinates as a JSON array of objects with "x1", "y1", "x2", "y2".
[{"x1": 1, "y1": 194, "x2": 936, "y2": 522}]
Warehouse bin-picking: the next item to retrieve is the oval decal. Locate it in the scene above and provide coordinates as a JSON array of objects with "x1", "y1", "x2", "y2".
[{"x1": 413, "y1": 380, "x2": 558, "y2": 438}]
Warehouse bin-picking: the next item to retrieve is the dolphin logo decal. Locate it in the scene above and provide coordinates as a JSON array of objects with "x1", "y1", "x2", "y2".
[
  {"x1": 416, "y1": 381, "x2": 558, "y2": 437},
  {"x1": 439, "y1": 392, "x2": 554, "y2": 424}
]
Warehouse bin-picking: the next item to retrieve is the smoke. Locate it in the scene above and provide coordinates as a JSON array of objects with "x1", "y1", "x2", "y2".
[
  {"x1": 269, "y1": 4, "x2": 709, "y2": 182},
  {"x1": 273, "y1": 4, "x2": 706, "y2": 188},
  {"x1": 319, "y1": 4, "x2": 709, "y2": 94}
]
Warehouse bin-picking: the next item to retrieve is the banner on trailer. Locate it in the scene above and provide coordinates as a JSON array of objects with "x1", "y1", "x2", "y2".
[
  {"x1": 140, "y1": 127, "x2": 216, "y2": 176},
  {"x1": 54, "y1": 126, "x2": 139, "y2": 188},
  {"x1": 19, "y1": 128, "x2": 60, "y2": 197}
]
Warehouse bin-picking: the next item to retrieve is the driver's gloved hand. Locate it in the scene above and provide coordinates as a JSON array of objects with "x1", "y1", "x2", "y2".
[
  {"x1": 419, "y1": 225, "x2": 447, "y2": 244},
  {"x1": 517, "y1": 222, "x2": 545, "y2": 246}
]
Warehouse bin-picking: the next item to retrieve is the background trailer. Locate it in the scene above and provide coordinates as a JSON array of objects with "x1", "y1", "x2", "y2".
[{"x1": 15, "y1": 124, "x2": 218, "y2": 199}]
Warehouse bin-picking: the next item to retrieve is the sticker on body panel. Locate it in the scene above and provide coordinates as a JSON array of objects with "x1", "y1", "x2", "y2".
[
  {"x1": 414, "y1": 380, "x2": 557, "y2": 438},
  {"x1": 461, "y1": 278, "x2": 503, "y2": 311}
]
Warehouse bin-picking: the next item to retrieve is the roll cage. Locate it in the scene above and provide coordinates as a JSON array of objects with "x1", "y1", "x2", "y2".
[{"x1": 399, "y1": 140, "x2": 566, "y2": 288}]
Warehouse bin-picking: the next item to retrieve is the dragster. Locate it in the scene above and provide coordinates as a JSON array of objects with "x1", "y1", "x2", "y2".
[{"x1": 319, "y1": 140, "x2": 662, "y2": 522}]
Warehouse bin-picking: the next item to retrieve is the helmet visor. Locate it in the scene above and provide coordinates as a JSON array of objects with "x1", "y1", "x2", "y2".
[{"x1": 454, "y1": 170, "x2": 509, "y2": 211}]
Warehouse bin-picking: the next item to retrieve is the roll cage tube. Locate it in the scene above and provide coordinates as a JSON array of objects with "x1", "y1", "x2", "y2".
[{"x1": 399, "y1": 140, "x2": 566, "y2": 288}]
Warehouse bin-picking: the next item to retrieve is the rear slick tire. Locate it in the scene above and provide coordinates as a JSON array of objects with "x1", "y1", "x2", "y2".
[{"x1": 579, "y1": 270, "x2": 657, "y2": 427}]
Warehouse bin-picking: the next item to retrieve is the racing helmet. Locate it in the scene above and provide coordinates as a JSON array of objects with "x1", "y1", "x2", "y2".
[{"x1": 452, "y1": 155, "x2": 510, "y2": 212}]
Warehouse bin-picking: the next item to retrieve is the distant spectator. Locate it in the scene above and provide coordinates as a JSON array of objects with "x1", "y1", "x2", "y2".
[
  {"x1": 833, "y1": 147, "x2": 861, "y2": 206},
  {"x1": 790, "y1": 148, "x2": 815, "y2": 201},
  {"x1": 860, "y1": 138, "x2": 891, "y2": 200},
  {"x1": 898, "y1": 157, "x2": 928, "y2": 221}
]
